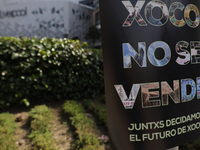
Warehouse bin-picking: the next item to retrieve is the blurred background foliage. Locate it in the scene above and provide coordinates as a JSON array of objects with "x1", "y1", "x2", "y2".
[{"x1": 0, "y1": 36, "x2": 104, "y2": 108}]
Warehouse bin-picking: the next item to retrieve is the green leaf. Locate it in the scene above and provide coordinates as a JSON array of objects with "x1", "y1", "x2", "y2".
[
  {"x1": 23, "y1": 99, "x2": 30, "y2": 106},
  {"x1": 11, "y1": 53, "x2": 19, "y2": 59}
]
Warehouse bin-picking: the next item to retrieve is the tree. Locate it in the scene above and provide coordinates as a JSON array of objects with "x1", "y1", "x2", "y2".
[{"x1": 85, "y1": 25, "x2": 101, "y2": 48}]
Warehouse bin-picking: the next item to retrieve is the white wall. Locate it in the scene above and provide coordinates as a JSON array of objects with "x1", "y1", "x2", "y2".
[
  {"x1": 68, "y1": 2, "x2": 92, "y2": 40},
  {"x1": 0, "y1": 1, "x2": 93, "y2": 40},
  {"x1": 0, "y1": 0, "x2": 80, "y2": 5}
]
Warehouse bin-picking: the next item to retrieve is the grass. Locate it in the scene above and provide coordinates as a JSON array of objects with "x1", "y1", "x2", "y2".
[
  {"x1": 28, "y1": 105, "x2": 58, "y2": 150},
  {"x1": 83, "y1": 99, "x2": 107, "y2": 127},
  {"x1": 63, "y1": 100, "x2": 102, "y2": 150},
  {"x1": 1, "y1": 98, "x2": 200, "y2": 150},
  {"x1": 0, "y1": 113, "x2": 18, "y2": 150}
]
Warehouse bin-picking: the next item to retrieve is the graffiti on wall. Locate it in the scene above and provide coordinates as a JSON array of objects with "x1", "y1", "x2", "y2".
[
  {"x1": 0, "y1": 7, "x2": 27, "y2": 19},
  {"x1": 32, "y1": 7, "x2": 66, "y2": 38},
  {"x1": 0, "y1": 5, "x2": 67, "y2": 38},
  {"x1": 69, "y1": 4, "x2": 92, "y2": 41},
  {"x1": 0, "y1": 2, "x2": 92, "y2": 40}
]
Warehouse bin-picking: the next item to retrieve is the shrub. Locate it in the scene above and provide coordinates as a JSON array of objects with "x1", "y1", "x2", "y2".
[
  {"x1": 63, "y1": 100, "x2": 85, "y2": 116},
  {"x1": 99, "y1": 95, "x2": 106, "y2": 104},
  {"x1": 180, "y1": 139, "x2": 200, "y2": 150},
  {"x1": 0, "y1": 37, "x2": 104, "y2": 108},
  {"x1": 83, "y1": 99, "x2": 107, "y2": 127}
]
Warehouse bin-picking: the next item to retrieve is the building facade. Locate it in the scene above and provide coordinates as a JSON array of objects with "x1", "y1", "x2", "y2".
[{"x1": 0, "y1": 0, "x2": 93, "y2": 41}]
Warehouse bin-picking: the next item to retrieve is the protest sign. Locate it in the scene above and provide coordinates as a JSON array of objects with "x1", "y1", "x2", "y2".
[{"x1": 99, "y1": 0, "x2": 200, "y2": 149}]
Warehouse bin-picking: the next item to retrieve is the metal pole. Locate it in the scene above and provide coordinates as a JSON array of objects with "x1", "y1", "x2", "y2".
[{"x1": 166, "y1": 146, "x2": 179, "y2": 150}]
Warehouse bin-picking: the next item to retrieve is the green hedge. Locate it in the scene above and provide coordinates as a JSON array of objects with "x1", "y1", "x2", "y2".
[{"x1": 0, "y1": 37, "x2": 104, "y2": 107}]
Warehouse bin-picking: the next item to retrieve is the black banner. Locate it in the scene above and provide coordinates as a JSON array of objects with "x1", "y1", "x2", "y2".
[{"x1": 99, "y1": 0, "x2": 200, "y2": 149}]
